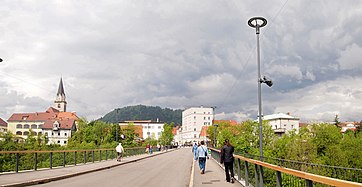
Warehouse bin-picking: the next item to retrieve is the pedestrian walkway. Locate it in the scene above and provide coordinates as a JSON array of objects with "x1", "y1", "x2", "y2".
[
  {"x1": 0, "y1": 150, "x2": 170, "y2": 187},
  {"x1": 192, "y1": 157, "x2": 243, "y2": 187}
]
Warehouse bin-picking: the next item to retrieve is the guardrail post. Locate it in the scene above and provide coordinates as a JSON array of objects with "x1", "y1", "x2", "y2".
[
  {"x1": 259, "y1": 166, "x2": 265, "y2": 187},
  {"x1": 92, "y1": 150, "x2": 94, "y2": 163},
  {"x1": 100, "y1": 150, "x2": 102, "y2": 161},
  {"x1": 50, "y1": 152, "x2": 53, "y2": 169},
  {"x1": 84, "y1": 151, "x2": 86, "y2": 164},
  {"x1": 237, "y1": 158, "x2": 241, "y2": 180},
  {"x1": 245, "y1": 161, "x2": 249, "y2": 186},
  {"x1": 34, "y1": 152, "x2": 37, "y2": 171},
  {"x1": 63, "y1": 152, "x2": 66, "y2": 167},
  {"x1": 306, "y1": 179, "x2": 313, "y2": 187},
  {"x1": 74, "y1": 151, "x2": 77, "y2": 165},
  {"x1": 16, "y1": 153, "x2": 19, "y2": 173},
  {"x1": 276, "y1": 171, "x2": 282, "y2": 187},
  {"x1": 106, "y1": 150, "x2": 108, "y2": 160},
  {"x1": 255, "y1": 164, "x2": 259, "y2": 187}
]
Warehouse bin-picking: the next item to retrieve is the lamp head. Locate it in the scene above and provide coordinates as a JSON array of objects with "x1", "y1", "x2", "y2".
[{"x1": 261, "y1": 76, "x2": 273, "y2": 87}]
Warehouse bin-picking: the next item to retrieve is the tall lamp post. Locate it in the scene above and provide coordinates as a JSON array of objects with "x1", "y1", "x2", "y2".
[
  {"x1": 248, "y1": 17, "x2": 272, "y2": 160},
  {"x1": 248, "y1": 17, "x2": 272, "y2": 187},
  {"x1": 214, "y1": 124, "x2": 218, "y2": 148}
]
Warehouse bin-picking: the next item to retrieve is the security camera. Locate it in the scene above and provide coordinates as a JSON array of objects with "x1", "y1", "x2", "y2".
[{"x1": 261, "y1": 76, "x2": 273, "y2": 87}]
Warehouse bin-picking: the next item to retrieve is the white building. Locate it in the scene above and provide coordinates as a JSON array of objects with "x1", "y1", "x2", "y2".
[
  {"x1": 119, "y1": 120, "x2": 165, "y2": 140},
  {"x1": 43, "y1": 119, "x2": 77, "y2": 146},
  {"x1": 180, "y1": 106, "x2": 214, "y2": 144},
  {"x1": 0, "y1": 118, "x2": 7, "y2": 134},
  {"x1": 263, "y1": 113, "x2": 300, "y2": 135}
]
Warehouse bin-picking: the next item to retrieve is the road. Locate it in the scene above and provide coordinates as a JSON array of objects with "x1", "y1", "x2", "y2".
[{"x1": 36, "y1": 148, "x2": 193, "y2": 187}]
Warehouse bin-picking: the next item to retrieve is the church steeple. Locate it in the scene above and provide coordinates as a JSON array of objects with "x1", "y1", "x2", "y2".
[{"x1": 54, "y1": 77, "x2": 67, "y2": 112}]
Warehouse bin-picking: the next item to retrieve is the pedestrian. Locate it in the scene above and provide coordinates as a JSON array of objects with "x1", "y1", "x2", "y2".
[
  {"x1": 116, "y1": 142, "x2": 124, "y2": 162},
  {"x1": 195, "y1": 140, "x2": 208, "y2": 174},
  {"x1": 220, "y1": 139, "x2": 235, "y2": 183},
  {"x1": 157, "y1": 144, "x2": 161, "y2": 151},
  {"x1": 146, "y1": 143, "x2": 150, "y2": 154},
  {"x1": 149, "y1": 145, "x2": 153, "y2": 154},
  {"x1": 192, "y1": 142, "x2": 198, "y2": 160}
]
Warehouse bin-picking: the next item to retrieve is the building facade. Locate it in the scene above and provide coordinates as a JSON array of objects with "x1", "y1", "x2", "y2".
[
  {"x1": 263, "y1": 113, "x2": 300, "y2": 135},
  {"x1": 180, "y1": 106, "x2": 214, "y2": 145},
  {"x1": 119, "y1": 120, "x2": 165, "y2": 140},
  {"x1": 0, "y1": 118, "x2": 7, "y2": 134}
]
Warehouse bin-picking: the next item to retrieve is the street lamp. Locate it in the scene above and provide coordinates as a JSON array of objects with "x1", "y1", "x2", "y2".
[
  {"x1": 0, "y1": 58, "x2": 3, "y2": 62},
  {"x1": 248, "y1": 17, "x2": 272, "y2": 161}
]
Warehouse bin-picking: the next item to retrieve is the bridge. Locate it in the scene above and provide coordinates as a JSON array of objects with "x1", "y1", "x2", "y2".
[{"x1": 0, "y1": 148, "x2": 361, "y2": 187}]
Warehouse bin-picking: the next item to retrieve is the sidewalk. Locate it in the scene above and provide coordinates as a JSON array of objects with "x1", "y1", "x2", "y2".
[
  {"x1": 0, "y1": 150, "x2": 170, "y2": 187},
  {"x1": 192, "y1": 157, "x2": 243, "y2": 187}
]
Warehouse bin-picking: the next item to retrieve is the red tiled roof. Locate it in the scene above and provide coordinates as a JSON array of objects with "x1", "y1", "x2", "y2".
[
  {"x1": 7, "y1": 107, "x2": 79, "y2": 122},
  {"x1": 214, "y1": 120, "x2": 238, "y2": 126},
  {"x1": 199, "y1": 126, "x2": 209, "y2": 137},
  {"x1": 42, "y1": 119, "x2": 76, "y2": 130},
  {"x1": 0, "y1": 118, "x2": 7, "y2": 127}
]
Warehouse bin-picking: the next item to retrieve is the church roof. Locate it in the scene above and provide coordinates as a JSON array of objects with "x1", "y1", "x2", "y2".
[
  {"x1": 57, "y1": 77, "x2": 65, "y2": 96},
  {"x1": 7, "y1": 107, "x2": 79, "y2": 122}
]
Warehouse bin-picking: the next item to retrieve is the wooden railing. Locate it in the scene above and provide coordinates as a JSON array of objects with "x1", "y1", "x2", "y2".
[{"x1": 209, "y1": 148, "x2": 362, "y2": 187}]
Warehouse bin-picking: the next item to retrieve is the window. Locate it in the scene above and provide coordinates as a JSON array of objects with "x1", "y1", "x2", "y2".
[
  {"x1": 16, "y1": 124, "x2": 22, "y2": 128},
  {"x1": 38, "y1": 132, "x2": 42, "y2": 135},
  {"x1": 158, "y1": 132, "x2": 161, "y2": 135},
  {"x1": 158, "y1": 126, "x2": 161, "y2": 129},
  {"x1": 143, "y1": 126, "x2": 147, "y2": 129},
  {"x1": 23, "y1": 131, "x2": 29, "y2": 136},
  {"x1": 38, "y1": 125, "x2": 42, "y2": 129},
  {"x1": 64, "y1": 141, "x2": 67, "y2": 144},
  {"x1": 147, "y1": 132, "x2": 150, "y2": 135},
  {"x1": 58, "y1": 132, "x2": 60, "y2": 136},
  {"x1": 194, "y1": 128, "x2": 196, "y2": 131},
  {"x1": 291, "y1": 125, "x2": 294, "y2": 128},
  {"x1": 31, "y1": 124, "x2": 37, "y2": 129},
  {"x1": 194, "y1": 116, "x2": 196, "y2": 119},
  {"x1": 24, "y1": 124, "x2": 30, "y2": 129},
  {"x1": 204, "y1": 117, "x2": 206, "y2": 120},
  {"x1": 52, "y1": 132, "x2": 54, "y2": 136},
  {"x1": 58, "y1": 104, "x2": 61, "y2": 108},
  {"x1": 208, "y1": 117, "x2": 210, "y2": 120},
  {"x1": 57, "y1": 141, "x2": 60, "y2": 144},
  {"x1": 194, "y1": 134, "x2": 197, "y2": 138},
  {"x1": 31, "y1": 132, "x2": 37, "y2": 136},
  {"x1": 45, "y1": 132, "x2": 48, "y2": 136},
  {"x1": 65, "y1": 133, "x2": 67, "y2": 136},
  {"x1": 16, "y1": 131, "x2": 22, "y2": 135}
]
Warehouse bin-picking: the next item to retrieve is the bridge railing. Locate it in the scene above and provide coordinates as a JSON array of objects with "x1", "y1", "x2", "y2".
[
  {"x1": 0, "y1": 147, "x2": 146, "y2": 173},
  {"x1": 209, "y1": 148, "x2": 362, "y2": 187}
]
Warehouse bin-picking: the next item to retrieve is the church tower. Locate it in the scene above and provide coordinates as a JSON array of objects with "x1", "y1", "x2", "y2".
[{"x1": 54, "y1": 77, "x2": 67, "y2": 112}]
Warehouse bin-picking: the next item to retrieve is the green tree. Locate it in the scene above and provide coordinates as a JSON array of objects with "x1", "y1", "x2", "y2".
[{"x1": 159, "y1": 123, "x2": 174, "y2": 146}]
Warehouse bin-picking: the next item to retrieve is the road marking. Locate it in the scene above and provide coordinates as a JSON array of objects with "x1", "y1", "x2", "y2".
[{"x1": 189, "y1": 160, "x2": 195, "y2": 187}]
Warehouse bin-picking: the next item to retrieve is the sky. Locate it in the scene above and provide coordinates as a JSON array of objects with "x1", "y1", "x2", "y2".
[{"x1": 1, "y1": 0, "x2": 362, "y2": 123}]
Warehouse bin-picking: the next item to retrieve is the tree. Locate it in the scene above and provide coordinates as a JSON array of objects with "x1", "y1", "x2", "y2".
[{"x1": 159, "y1": 123, "x2": 174, "y2": 146}]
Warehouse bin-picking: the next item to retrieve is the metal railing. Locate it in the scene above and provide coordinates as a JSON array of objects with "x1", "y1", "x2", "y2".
[
  {"x1": 209, "y1": 148, "x2": 362, "y2": 187},
  {"x1": 0, "y1": 147, "x2": 146, "y2": 173}
]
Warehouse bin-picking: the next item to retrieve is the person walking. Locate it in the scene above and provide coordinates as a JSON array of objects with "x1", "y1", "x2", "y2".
[
  {"x1": 192, "y1": 142, "x2": 198, "y2": 160},
  {"x1": 195, "y1": 141, "x2": 208, "y2": 174},
  {"x1": 220, "y1": 139, "x2": 235, "y2": 183},
  {"x1": 116, "y1": 142, "x2": 124, "y2": 162}
]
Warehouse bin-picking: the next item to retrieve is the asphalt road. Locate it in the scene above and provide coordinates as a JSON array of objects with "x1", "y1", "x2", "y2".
[{"x1": 36, "y1": 148, "x2": 193, "y2": 187}]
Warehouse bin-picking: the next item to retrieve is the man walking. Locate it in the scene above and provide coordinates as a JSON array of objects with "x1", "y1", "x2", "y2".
[
  {"x1": 195, "y1": 141, "x2": 208, "y2": 174},
  {"x1": 116, "y1": 142, "x2": 124, "y2": 162},
  {"x1": 220, "y1": 139, "x2": 235, "y2": 183}
]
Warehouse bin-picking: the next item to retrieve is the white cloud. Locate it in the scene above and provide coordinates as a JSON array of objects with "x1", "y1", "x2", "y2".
[{"x1": 338, "y1": 44, "x2": 362, "y2": 70}]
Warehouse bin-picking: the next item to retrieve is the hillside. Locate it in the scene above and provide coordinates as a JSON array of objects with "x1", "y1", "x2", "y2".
[{"x1": 98, "y1": 105, "x2": 182, "y2": 125}]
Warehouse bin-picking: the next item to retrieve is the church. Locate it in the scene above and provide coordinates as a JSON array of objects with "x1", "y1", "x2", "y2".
[{"x1": 7, "y1": 78, "x2": 79, "y2": 145}]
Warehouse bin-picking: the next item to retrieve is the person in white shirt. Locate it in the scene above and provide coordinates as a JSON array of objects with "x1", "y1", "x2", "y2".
[
  {"x1": 116, "y1": 143, "x2": 124, "y2": 162},
  {"x1": 195, "y1": 141, "x2": 208, "y2": 174}
]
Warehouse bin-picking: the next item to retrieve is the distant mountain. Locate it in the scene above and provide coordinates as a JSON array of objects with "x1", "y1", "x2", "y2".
[{"x1": 98, "y1": 105, "x2": 182, "y2": 125}]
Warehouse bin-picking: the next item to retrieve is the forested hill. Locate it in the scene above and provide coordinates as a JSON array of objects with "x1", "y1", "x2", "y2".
[{"x1": 98, "y1": 105, "x2": 182, "y2": 125}]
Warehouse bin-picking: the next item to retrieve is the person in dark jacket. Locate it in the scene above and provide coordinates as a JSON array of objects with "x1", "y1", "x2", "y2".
[{"x1": 220, "y1": 139, "x2": 235, "y2": 183}]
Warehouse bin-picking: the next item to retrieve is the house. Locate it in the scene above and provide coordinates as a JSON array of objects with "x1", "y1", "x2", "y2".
[
  {"x1": 42, "y1": 118, "x2": 77, "y2": 146},
  {"x1": 0, "y1": 118, "x2": 7, "y2": 134},
  {"x1": 339, "y1": 122, "x2": 359, "y2": 133},
  {"x1": 263, "y1": 112, "x2": 300, "y2": 135},
  {"x1": 119, "y1": 120, "x2": 164, "y2": 140}
]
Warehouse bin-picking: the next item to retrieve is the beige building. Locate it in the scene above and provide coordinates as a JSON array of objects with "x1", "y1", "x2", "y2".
[{"x1": 264, "y1": 113, "x2": 300, "y2": 135}]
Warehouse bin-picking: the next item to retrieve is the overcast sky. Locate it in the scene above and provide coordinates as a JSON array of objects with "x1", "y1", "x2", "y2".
[{"x1": 1, "y1": 0, "x2": 362, "y2": 123}]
